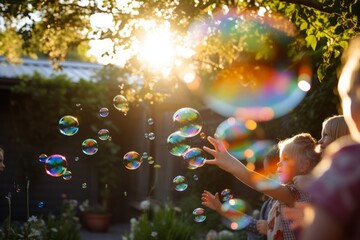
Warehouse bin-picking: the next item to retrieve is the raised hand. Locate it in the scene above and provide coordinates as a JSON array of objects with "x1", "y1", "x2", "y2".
[{"x1": 201, "y1": 190, "x2": 222, "y2": 212}]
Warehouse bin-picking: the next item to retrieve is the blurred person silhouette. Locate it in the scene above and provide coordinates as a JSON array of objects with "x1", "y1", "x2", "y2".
[
  {"x1": 299, "y1": 35, "x2": 360, "y2": 240},
  {"x1": 203, "y1": 132, "x2": 321, "y2": 239},
  {"x1": 202, "y1": 145, "x2": 279, "y2": 240}
]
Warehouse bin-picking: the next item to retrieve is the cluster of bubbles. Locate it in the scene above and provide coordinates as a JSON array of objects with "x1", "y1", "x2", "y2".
[{"x1": 167, "y1": 107, "x2": 205, "y2": 170}]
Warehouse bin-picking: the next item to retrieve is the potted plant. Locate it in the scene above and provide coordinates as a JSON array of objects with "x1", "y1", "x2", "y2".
[{"x1": 79, "y1": 199, "x2": 112, "y2": 232}]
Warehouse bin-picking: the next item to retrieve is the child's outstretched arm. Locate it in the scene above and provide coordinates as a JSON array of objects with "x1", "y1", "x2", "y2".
[{"x1": 204, "y1": 136, "x2": 296, "y2": 206}]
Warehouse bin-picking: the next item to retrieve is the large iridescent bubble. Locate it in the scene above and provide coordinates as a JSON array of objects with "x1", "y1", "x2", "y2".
[
  {"x1": 82, "y1": 139, "x2": 98, "y2": 155},
  {"x1": 59, "y1": 115, "x2": 79, "y2": 136},
  {"x1": 215, "y1": 117, "x2": 252, "y2": 159},
  {"x1": 182, "y1": 148, "x2": 206, "y2": 169},
  {"x1": 45, "y1": 154, "x2": 68, "y2": 177},
  {"x1": 221, "y1": 198, "x2": 251, "y2": 230},
  {"x1": 187, "y1": 8, "x2": 312, "y2": 122},
  {"x1": 172, "y1": 107, "x2": 202, "y2": 137},
  {"x1": 167, "y1": 131, "x2": 191, "y2": 156},
  {"x1": 123, "y1": 151, "x2": 143, "y2": 170}
]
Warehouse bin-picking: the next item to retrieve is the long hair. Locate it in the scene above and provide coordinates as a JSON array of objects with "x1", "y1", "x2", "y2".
[{"x1": 322, "y1": 115, "x2": 350, "y2": 140}]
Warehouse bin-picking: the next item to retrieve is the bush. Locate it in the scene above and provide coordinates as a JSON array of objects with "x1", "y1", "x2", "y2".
[{"x1": 0, "y1": 199, "x2": 81, "y2": 240}]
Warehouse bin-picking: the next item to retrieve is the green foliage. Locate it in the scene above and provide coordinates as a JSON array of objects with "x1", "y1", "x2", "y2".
[
  {"x1": 0, "y1": 200, "x2": 81, "y2": 240},
  {"x1": 122, "y1": 203, "x2": 201, "y2": 240},
  {"x1": 9, "y1": 71, "x2": 122, "y2": 202}
]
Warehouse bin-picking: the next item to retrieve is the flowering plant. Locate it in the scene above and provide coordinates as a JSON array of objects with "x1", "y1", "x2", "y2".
[{"x1": 79, "y1": 199, "x2": 108, "y2": 214}]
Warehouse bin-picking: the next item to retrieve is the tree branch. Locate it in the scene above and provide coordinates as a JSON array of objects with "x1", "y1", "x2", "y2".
[{"x1": 279, "y1": 0, "x2": 340, "y2": 14}]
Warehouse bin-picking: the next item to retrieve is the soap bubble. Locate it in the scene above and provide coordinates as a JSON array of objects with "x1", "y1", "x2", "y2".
[
  {"x1": 167, "y1": 131, "x2": 191, "y2": 156},
  {"x1": 193, "y1": 208, "x2": 206, "y2": 222},
  {"x1": 45, "y1": 154, "x2": 67, "y2": 177},
  {"x1": 215, "y1": 117, "x2": 252, "y2": 159},
  {"x1": 62, "y1": 170, "x2": 72, "y2": 180},
  {"x1": 82, "y1": 139, "x2": 98, "y2": 155},
  {"x1": 113, "y1": 95, "x2": 129, "y2": 114},
  {"x1": 188, "y1": 8, "x2": 311, "y2": 122},
  {"x1": 99, "y1": 107, "x2": 109, "y2": 117},
  {"x1": 221, "y1": 198, "x2": 251, "y2": 230},
  {"x1": 98, "y1": 129, "x2": 110, "y2": 141},
  {"x1": 148, "y1": 132, "x2": 155, "y2": 140},
  {"x1": 220, "y1": 189, "x2": 233, "y2": 202},
  {"x1": 38, "y1": 201, "x2": 44, "y2": 208},
  {"x1": 38, "y1": 154, "x2": 47, "y2": 163},
  {"x1": 147, "y1": 118, "x2": 154, "y2": 125},
  {"x1": 59, "y1": 115, "x2": 79, "y2": 136},
  {"x1": 123, "y1": 151, "x2": 143, "y2": 170},
  {"x1": 82, "y1": 183, "x2": 87, "y2": 189},
  {"x1": 173, "y1": 108, "x2": 202, "y2": 137},
  {"x1": 183, "y1": 148, "x2": 206, "y2": 169},
  {"x1": 173, "y1": 175, "x2": 188, "y2": 191}
]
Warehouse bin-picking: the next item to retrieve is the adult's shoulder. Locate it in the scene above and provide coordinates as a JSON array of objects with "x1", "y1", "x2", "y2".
[{"x1": 312, "y1": 136, "x2": 359, "y2": 178}]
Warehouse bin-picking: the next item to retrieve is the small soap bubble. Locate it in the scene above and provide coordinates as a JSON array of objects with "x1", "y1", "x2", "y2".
[
  {"x1": 98, "y1": 129, "x2": 110, "y2": 141},
  {"x1": 148, "y1": 132, "x2": 155, "y2": 140},
  {"x1": 193, "y1": 175, "x2": 199, "y2": 181},
  {"x1": 59, "y1": 115, "x2": 79, "y2": 136},
  {"x1": 99, "y1": 107, "x2": 109, "y2": 117},
  {"x1": 45, "y1": 154, "x2": 68, "y2": 177},
  {"x1": 142, "y1": 152, "x2": 149, "y2": 159},
  {"x1": 200, "y1": 132, "x2": 206, "y2": 139},
  {"x1": 75, "y1": 103, "x2": 81, "y2": 108},
  {"x1": 173, "y1": 175, "x2": 188, "y2": 191},
  {"x1": 82, "y1": 139, "x2": 98, "y2": 155},
  {"x1": 62, "y1": 170, "x2": 72, "y2": 180},
  {"x1": 38, "y1": 154, "x2": 48, "y2": 163},
  {"x1": 124, "y1": 191, "x2": 127, "y2": 196},
  {"x1": 173, "y1": 107, "x2": 203, "y2": 137},
  {"x1": 75, "y1": 156, "x2": 80, "y2": 162},
  {"x1": 113, "y1": 94, "x2": 129, "y2": 114},
  {"x1": 123, "y1": 151, "x2": 143, "y2": 170},
  {"x1": 220, "y1": 189, "x2": 233, "y2": 202},
  {"x1": 193, "y1": 208, "x2": 206, "y2": 222},
  {"x1": 82, "y1": 183, "x2": 87, "y2": 189},
  {"x1": 147, "y1": 156, "x2": 154, "y2": 164},
  {"x1": 38, "y1": 201, "x2": 44, "y2": 208},
  {"x1": 144, "y1": 133, "x2": 149, "y2": 139},
  {"x1": 147, "y1": 118, "x2": 154, "y2": 125}
]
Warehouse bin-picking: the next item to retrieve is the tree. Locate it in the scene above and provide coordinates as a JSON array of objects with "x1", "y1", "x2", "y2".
[
  {"x1": 0, "y1": 0, "x2": 358, "y2": 75},
  {"x1": 1, "y1": 0, "x2": 358, "y2": 134}
]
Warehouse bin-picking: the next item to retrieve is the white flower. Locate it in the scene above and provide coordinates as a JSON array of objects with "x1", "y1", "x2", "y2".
[
  {"x1": 51, "y1": 228, "x2": 58, "y2": 232},
  {"x1": 151, "y1": 231, "x2": 158, "y2": 237},
  {"x1": 140, "y1": 200, "x2": 151, "y2": 210},
  {"x1": 27, "y1": 215, "x2": 38, "y2": 223}
]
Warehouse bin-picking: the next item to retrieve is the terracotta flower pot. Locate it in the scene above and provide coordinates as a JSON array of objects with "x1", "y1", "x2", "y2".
[{"x1": 82, "y1": 212, "x2": 112, "y2": 232}]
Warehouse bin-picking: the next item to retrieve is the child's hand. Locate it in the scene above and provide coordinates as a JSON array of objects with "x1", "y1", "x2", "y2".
[
  {"x1": 201, "y1": 190, "x2": 222, "y2": 212},
  {"x1": 256, "y1": 220, "x2": 268, "y2": 235},
  {"x1": 203, "y1": 136, "x2": 238, "y2": 173}
]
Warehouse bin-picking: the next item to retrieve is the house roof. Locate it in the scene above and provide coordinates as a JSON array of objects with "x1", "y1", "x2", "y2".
[{"x1": 0, "y1": 56, "x2": 104, "y2": 84}]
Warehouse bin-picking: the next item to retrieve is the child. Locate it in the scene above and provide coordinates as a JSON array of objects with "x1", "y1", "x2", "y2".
[
  {"x1": 0, "y1": 147, "x2": 5, "y2": 173},
  {"x1": 292, "y1": 115, "x2": 349, "y2": 190},
  {"x1": 202, "y1": 145, "x2": 279, "y2": 240},
  {"x1": 203, "y1": 133, "x2": 321, "y2": 239},
  {"x1": 300, "y1": 35, "x2": 360, "y2": 240},
  {"x1": 317, "y1": 115, "x2": 349, "y2": 154}
]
